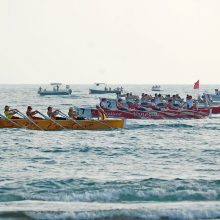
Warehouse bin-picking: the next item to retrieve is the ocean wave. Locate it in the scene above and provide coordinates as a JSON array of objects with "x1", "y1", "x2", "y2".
[
  {"x1": 1, "y1": 178, "x2": 219, "y2": 203},
  {"x1": 0, "y1": 201, "x2": 220, "y2": 220},
  {"x1": 203, "y1": 126, "x2": 220, "y2": 130},
  {"x1": 126, "y1": 123, "x2": 195, "y2": 130}
]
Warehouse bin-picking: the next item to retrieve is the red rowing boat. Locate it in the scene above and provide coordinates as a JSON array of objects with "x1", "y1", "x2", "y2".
[{"x1": 77, "y1": 107, "x2": 209, "y2": 120}]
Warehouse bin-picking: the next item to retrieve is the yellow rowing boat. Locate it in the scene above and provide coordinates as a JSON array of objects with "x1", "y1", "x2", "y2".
[{"x1": 0, "y1": 118, "x2": 125, "y2": 131}]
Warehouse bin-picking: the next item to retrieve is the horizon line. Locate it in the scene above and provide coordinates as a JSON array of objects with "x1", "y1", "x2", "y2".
[{"x1": 0, "y1": 82, "x2": 220, "y2": 85}]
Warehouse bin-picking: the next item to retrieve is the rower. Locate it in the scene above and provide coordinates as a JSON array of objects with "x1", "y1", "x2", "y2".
[
  {"x1": 154, "y1": 94, "x2": 161, "y2": 105},
  {"x1": 47, "y1": 106, "x2": 66, "y2": 120},
  {"x1": 96, "y1": 105, "x2": 107, "y2": 120},
  {"x1": 4, "y1": 105, "x2": 20, "y2": 119},
  {"x1": 117, "y1": 98, "x2": 128, "y2": 110},
  {"x1": 186, "y1": 95, "x2": 193, "y2": 109},
  {"x1": 172, "y1": 95, "x2": 181, "y2": 107},
  {"x1": 68, "y1": 107, "x2": 85, "y2": 120},
  {"x1": 68, "y1": 107, "x2": 77, "y2": 119},
  {"x1": 100, "y1": 98, "x2": 108, "y2": 109},
  {"x1": 26, "y1": 106, "x2": 44, "y2": 120}
]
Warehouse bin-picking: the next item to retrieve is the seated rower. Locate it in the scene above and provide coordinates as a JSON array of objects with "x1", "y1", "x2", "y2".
[
  {"x1": 96, "y1": 105, "x2": 107, "y2": 120},
  {"x1": 4, "y1": 105, "x2": 20, "y2": 119},
  {"x1": 47, "y1": 106, "x2": 66, "y2": 120},
  {"x1": 26, "y1": 106, "x2": 44, "y2": 120},
  {"x1": 186, "y1": 95, "x2": 193, "y2": 109},
  {"x1": 117, "y1": 98, "x2": 128, "y2": 111},
  {"x1": 100, "y1": 98, "x2": 108, "y2": 109},
  {"x1": 68, "y1": 107, "x2": 85, "y2": 120}
]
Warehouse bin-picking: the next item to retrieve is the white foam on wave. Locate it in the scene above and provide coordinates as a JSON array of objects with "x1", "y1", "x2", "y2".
[
  {"x1": 27, "y1": 186, "x2": 219, "y2": 202},
  {"x1": 26, "y1": 188, "x2": 121, "y2": 202},
  {"x1": 62, "y1": 189, "x2": 120, "y2": 202},
  {"x1": 0, "y1": 201, "x2": 220, "y2": 220}
]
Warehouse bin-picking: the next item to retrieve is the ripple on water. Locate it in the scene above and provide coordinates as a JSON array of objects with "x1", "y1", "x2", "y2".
[{"x1": 0, "y1": 85, "x2": 220, "y2": 218}]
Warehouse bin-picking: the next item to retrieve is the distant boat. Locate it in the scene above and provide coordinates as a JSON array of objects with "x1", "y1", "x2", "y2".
[
  {"x1": 38, "y1": 83, "x2": 72, "y2": 96},
  {"x1": 151, "y1": 85, "x2": 163, "y2": 92},
  {"x1": 89, "y1": 83, "x2": 123, "y2": 94}
]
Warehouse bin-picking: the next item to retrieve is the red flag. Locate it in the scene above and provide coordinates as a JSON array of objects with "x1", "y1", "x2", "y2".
[{"x1": 193, "y1": 80, "x2": 199, "y2": 89}]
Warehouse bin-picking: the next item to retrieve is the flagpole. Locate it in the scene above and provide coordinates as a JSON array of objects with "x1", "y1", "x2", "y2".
[{"x1": 193, "y1": 80, "x2": 200, "y2": 100}]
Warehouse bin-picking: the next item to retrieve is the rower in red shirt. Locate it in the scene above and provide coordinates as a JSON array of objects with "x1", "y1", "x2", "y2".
[{"x1": 26, "y1": 106, "x2": 44, "y2": 120}]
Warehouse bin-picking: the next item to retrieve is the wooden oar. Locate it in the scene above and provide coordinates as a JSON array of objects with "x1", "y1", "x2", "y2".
[
  {"x1": 57, "y1": 110, "x2": 84, "y2": 129},
  {"x1": 0, "y1": 113, "x2": 24, "y2": 128},
  {"x1": 91, "y1": 118, "x2": 114, "y2": 130},
  {"x1": 95, "y1": 109, "x2": 115, "y2": 129},
  {"x1": 37, "y1": 111, "x2": 66, "y2": 130},
  {"x1": 16, "y1": 110, "x2": 44, "y2": 131}
]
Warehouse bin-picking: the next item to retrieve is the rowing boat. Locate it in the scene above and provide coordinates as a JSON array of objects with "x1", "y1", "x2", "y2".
[
  {"x1": 97, "y1": 98, "x2": 212, "y2": 119},
  {"x1": 0, "y1": 118, "x2": 125, "y2": 131},
  {"x1": 88, "y1": 108, "x2": 209, "y2": 119}
]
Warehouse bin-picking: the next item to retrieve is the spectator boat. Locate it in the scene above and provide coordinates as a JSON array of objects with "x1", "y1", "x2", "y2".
[
  {"x1": 89, "y1": 83, "x2": 123, "y2": 94},
  {"x1": 38, "y1": 83, "x2": 72, "y2": 96}
]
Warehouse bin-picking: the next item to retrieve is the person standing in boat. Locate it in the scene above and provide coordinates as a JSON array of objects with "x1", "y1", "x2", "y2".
[
  {"x1": 38, "y1": 87, "x2": 42, "y2": 94},
  {"x1": 47, "y1": 107, "x2": 66, "y2": 120},
  {"x1": 26, "y1": 106, "x2": 44, "y2": 120},
  {"x1": 96, "y1": 105, "x2": 107, "y2": 120},
  {"x1": 4, "y1": 106, "x2": 20, "y2": 119}
]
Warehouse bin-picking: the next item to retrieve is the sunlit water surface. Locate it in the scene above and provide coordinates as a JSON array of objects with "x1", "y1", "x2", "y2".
[{"x1": 0, "y1": 84, "x2": 219, "y2": 220}]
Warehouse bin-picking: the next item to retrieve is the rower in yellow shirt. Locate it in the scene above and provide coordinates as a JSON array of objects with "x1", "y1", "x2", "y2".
[{"x1": 4, "y1": 106, "x2": 20, "y2": 119}]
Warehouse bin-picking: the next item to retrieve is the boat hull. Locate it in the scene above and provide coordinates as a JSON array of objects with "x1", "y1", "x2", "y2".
[
  {"x1": 89, "y1": 89, "x2": 120, "y2": 94},
  {"x1": 90, "y1": 108, "x2": 208, "y2": 119},
  {"x1": 92, "y1": 109, "x2": 164, "y2": 119},
  {"x1": 210, "y1": 106, "x2": 220, "y2": 114},
  {"x1": 0, "y1": 119, "x2": 125, "y2": 130},
  {"x1": 151, "y1": 89, "x2": 163, "y2": 92},
  {"x1": 39, "y1": 91, "x2": 71, "y2": 96},
  {"x1": 197, "y1": 106, "x2": 220, "y2": 114}
]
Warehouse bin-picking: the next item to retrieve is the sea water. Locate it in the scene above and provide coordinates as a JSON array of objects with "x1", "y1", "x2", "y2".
[{"x1": 0, "y1": 84, "x2": 219, "y2": 220}]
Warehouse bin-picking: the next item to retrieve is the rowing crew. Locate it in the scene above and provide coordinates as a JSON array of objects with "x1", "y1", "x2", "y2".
[
  {"x1": 100, "y1": 95, "x2": 198, "y2": 112},
  {"x1": 3, "y1": 105, "x2": 107, "y2": 120}
]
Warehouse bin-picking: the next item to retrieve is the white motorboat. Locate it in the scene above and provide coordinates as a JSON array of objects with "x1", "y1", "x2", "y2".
[
  {"x1": 151, "y1": 85, "x2": 163, "y2": 92},
  {"x1": 89, "y1": 83, "x2": 123, "y2": 94},
  {"x1": 38, "y1": 83, "x2": 72, "y2": 96}
]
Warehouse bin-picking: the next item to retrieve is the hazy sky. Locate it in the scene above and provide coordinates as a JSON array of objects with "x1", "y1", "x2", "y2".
[{"x1": 0, "y1": 0, "x2": 220, "y2": 84}]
